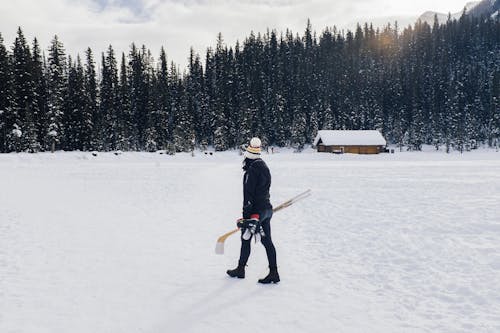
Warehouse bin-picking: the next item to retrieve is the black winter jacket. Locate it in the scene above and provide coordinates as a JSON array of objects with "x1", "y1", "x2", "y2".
[{"x1": 242, "y1": 158, "x2": 272, "y2": 218}]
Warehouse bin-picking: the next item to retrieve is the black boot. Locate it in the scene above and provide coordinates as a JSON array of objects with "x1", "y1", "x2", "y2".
[
  {"x1": 258, "y1": 267, "x2": 280, "y2": 284},
  {"x1": 226, "y1": 264, "x2": 245, "y2": 279}
]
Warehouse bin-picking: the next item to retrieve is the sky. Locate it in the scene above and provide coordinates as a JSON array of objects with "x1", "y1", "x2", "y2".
[{"x1": 0, "y1": 0, "x2": 472, "y2": 69}]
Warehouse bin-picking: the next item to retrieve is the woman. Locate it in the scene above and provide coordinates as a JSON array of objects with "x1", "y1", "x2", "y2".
[{"x1": 226, "y1": 137, "x2": 280, "y2": 284}]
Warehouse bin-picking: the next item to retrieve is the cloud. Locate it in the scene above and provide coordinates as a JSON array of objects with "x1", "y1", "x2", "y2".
[{"x1": 0, "y1": 0, "x2": 469, "y2": 69}]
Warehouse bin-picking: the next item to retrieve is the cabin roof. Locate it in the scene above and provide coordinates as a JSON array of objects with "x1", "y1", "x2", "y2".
[{"x1": 313, "y1": 130, "x2": 387, "y2": 146}]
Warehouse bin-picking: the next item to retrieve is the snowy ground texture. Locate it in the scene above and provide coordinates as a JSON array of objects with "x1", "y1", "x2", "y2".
[{"x1": 1, "y1": 147, "x2": 500, "y2": 333}]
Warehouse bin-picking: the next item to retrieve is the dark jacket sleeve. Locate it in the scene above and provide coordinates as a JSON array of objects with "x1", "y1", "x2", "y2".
[{"x1": 242, "y1": 167, "x2": 257, "y2": 218}]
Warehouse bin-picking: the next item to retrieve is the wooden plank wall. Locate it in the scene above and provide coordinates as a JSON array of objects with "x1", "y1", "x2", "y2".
[{"x1": 317, "y1": 145, "x2": 381, "y2": 154}]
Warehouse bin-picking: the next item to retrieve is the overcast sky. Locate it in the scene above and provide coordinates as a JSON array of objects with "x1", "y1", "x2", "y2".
[{"x1": 0, "y1": 0, "x2": 470, "y2": 69}]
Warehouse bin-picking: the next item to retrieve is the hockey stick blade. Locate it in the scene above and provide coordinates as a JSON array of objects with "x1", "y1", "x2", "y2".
[
  {"x1": 215, "y1": 228, "x2": 240, "y2": 254},
  {"x1": 215, "y1": 241, "x2": 225, "y2": 255}
]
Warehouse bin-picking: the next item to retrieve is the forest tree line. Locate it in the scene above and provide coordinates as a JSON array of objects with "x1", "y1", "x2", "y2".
[{"x1": 0, "y1": 13, "x2": 499, "y2": 153}]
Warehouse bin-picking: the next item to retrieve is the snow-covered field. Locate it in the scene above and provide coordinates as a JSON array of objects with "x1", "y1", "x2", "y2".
[{"x1": 1, "y1": 148, "x2": 499, "y2": 333}]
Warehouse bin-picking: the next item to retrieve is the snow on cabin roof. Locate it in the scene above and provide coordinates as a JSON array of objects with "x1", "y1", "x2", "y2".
[{"x1": 313, "y1": 130, "x2": 386, "y2": 146}]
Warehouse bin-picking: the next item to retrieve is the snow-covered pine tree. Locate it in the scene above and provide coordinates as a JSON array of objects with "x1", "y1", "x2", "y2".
[
  {"x1": 309, "y1": 105, "x2": 319, "y2": 144},
  {"x1": 450, "y1": 68, "x2": 468, "y2": 153},
  {"x1": 278, "y1": 30, "x2": 294, "y2": 142},
  {"x1": 0, "y1": 32, "x2": 12, "y2": 153},
  {"x1": 486, "y1": 69, "x2": 500, "y2": 147},
  {"x1": 32, "y1": 38, "x2": 48, "y2": 151},
  {"x1": 272, "y1": 94, "x2": 287, "y2": 146},
  {"x1": 142, "y1": 47, "x2": 159, "y2": 152},
  {"x1": 212, "y1": 33, "x2": 231, "y2": 151},
  {"x1": 230, "y1": 41, "x2": 250, "y2": 148},
  {"x1": 128, "y1": 44, "x2": 153, "y2": 150},
  {"x1": 291, "y1": 105, "x2": 307, "y2": 150},
  {"x1": 46, "y1": 35, "x2": 66, "y2": 152},
  {"x1": 100, "y1": 46, "x2": 120, "y2": 151},
  {"x1": 74, "y1": 56, "x2": 86, "y2": 150},
  {"x1": 261, "y1": 30, "x2": 278, "y2": 146},
  {"x1": 203, "y1": 47, "x2": 217, "y2": 147},
  {"x1": 392, "y1": 110, "x2": 405, "y2": 152},
  {"x1": 155, "y1": 47, "x2": 171, "y2": 151},
  {"x1": 82, "y1": 48, "x2": 97, "y2": 151},
  {"x1": 430, "y1": 21, "x2": 446, "y2": 150},
  {"x1": 62, "y1": 56, "x2": 75, "y2": 150},
  {"x1": 11, "y1": 27, "x2": 37, "y2": 152},
  {"x1": 118, "y1": 52, "x2": 132, "y2": 150},
  {"x1": 170, "y1": 62, "x2": 192, "y2": 152},
  {"x1": 321, "y1": 102, "x2": 334, "y2": 131},
  {"x1": 187, "y1": 48, "x2": 208, "y2": 150},
  {"x1": 301, "y1": 19, "x2": 316, "y2": 143},
  {"x1": 63, "y1": 56, "x2": 86, "y2": 150}
]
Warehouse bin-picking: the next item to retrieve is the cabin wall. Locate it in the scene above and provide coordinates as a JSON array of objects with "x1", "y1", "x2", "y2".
[{"x1": 317, "y1": 145, "x2": 382, "y2": 154}]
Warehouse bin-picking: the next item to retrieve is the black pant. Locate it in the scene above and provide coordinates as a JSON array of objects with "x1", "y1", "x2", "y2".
[{"x1": 238, "y1": 208, "x2": 277, "y2": 268}]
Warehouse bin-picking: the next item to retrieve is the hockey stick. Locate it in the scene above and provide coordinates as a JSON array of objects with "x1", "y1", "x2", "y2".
[{"x1": 215, "y1": 189, "x2": 311, "y2": 255}]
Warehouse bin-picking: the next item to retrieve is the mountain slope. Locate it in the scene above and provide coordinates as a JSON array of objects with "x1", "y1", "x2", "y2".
[
  {"x1": 418, "y1": 0, "x2": 498, "y2": 23},
  {"x1": 468, "y1": 0, "x2": 500, "y2": 17}
]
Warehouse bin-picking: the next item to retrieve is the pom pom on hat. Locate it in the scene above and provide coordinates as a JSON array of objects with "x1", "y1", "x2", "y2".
[
  {"x1": 249, "y1": 137, "x2": 261, "y2": 148},
  {"x1": 244, "y1": 137, "x2": 262, "y2": 159}
]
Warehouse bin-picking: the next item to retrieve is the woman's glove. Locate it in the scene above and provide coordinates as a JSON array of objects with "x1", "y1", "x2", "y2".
[{"x1": 237, "y1": 214, "x2": 260, "y2": 240}]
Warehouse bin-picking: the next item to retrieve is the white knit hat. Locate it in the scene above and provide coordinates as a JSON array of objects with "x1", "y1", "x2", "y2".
[{"x1": 244, "y1": 137, "x2": 262, "y2": 159}]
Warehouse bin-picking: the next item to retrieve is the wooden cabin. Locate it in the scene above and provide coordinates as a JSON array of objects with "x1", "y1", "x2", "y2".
[{"x1": 313, "y1": 130, "x2": 387, "y2": 154}]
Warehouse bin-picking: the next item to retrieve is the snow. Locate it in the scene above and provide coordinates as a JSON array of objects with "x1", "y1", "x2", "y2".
[
  {"x1": 11, "y1": 127, "x2": 22, "y2": 138},
  {"x1": 313, "y1": 130, "x2": 386, "y2": 146},
  {"x1": 1, "y1": 148, "x2": 500, "y2": 332},
  {"x1": 419, "y1": 1, "x2": 480, "y2": 23},
  {"x1": 465, "y1": 1, "x2": 481, "y2": 11}
]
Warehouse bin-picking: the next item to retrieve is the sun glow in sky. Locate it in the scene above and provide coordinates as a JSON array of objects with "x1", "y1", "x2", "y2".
[{"x1": 0, "y1": 0, "x2": 472, "y2": 69}]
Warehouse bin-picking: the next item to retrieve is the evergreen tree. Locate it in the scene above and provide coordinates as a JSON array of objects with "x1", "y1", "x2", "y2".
[
  {"x1": 99, "y1": 45, "x2": 120, "y2": 151},
  {"x1": 291, "y1": 105, "x2": 307, "y2": 150},
  {"x1": 32, "y1": 38, "x2": 48, "y2": 151},
  {"x1": 118, "y1": 52, "x2": 132, "y2": 150},
  {"x1": 231, "y1": 41, "x2": 251, "y2": 147},
  {"x1": 0, "y1": 33, "x2": 12, "y2": 153},
  {"x1": 46, "y1": 35, "x2": 66, "y2": 152},
  {"x1": 155, "y1": 47, "x2": 171, "y2": 150},
  {"x1": 171, "y1": 63, "x2": 192, "y2": 152},
  {"x1": 142, "y1": 47, "x2": 158, "y2": 152},
  {"x1": 83, "y1": 48, "x2": 97, "y2": 151},
  {"x1": 10, "y1": 27, "x2": 36, "y2": 152},
  {"x1": 490, "y1": 70, "x2": 500, "y2": 148},
  {"x1": 63, "y1": 56, "x2": 86, "y2": 150},
  {"x1": 128, "y1": 43, "x2": 152, "y2": 150}
]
